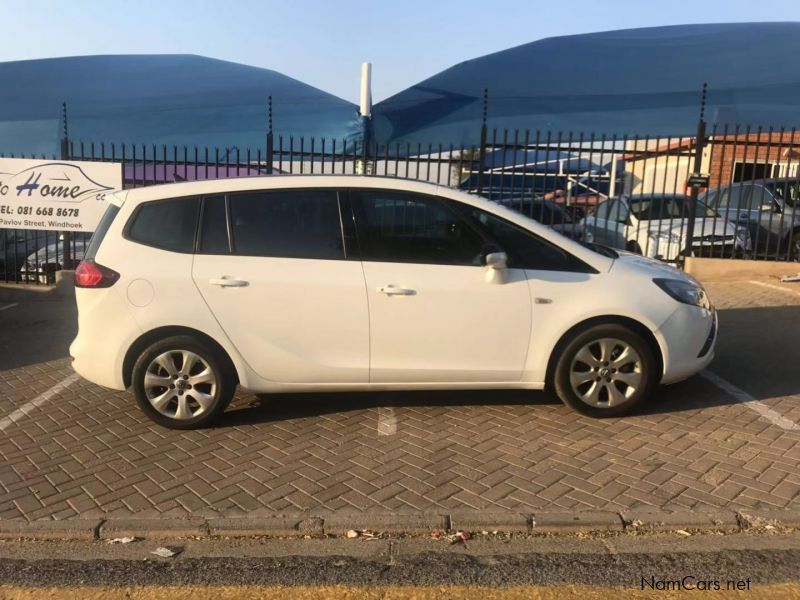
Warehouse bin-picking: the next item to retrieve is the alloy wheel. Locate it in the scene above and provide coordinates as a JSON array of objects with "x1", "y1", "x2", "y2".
[
  {"x1": 569, "y1": 338, "x2": 643, "y2": 408},
  {"x1": 144, "y1": 350, "x2": 218, "y2": 419}
]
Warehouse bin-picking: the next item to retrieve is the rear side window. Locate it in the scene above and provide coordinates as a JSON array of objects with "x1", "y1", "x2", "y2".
[
  {"x1": 228, "y1": 190, "x2": 344, "y2": 259},
  {"x1": 84, "y1": 204, "x2": 120, "y2": 261},
  {"x1": 127, "y1": 197, "x2": 201, "y2": 253}
]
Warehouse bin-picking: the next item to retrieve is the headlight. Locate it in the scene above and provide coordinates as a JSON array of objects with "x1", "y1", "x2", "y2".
[
  {"x1": 735, "y1": 226, "x2": 751, "y2": 250},
  {"x1": 649, "y1": 231, "x2": 682, "y2": 244},
  {"x1": 653, "y1": 277, "x2": 711, "y2": 309}
]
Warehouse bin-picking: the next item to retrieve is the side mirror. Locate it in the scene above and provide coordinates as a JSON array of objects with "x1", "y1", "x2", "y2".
[
  {"x1": 484, "y1": 251, "x2": 507, "y2": 269},
  {"x1": 484, "y1": 251, "x2": 508, "y2": 284}
]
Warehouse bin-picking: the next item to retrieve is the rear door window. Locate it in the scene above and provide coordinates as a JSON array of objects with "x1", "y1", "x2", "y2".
[
  {"x1": 126, "y1": 197, "x2": 201, "y2": 253},
  {"x1": 228, "y1": 190, "x2": 345, "y2": 259}
]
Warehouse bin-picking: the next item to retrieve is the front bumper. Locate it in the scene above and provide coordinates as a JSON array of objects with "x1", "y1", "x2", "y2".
[
  {"x1": 656, "y1": 304, "x2": 718, "y2": 385},
  {"x1": 646, "y1": 234, "x2": 747, "y2": 262}
]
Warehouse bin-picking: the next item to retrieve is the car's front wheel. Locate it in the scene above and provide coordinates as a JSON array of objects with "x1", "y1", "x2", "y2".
[
  {"x1": 552, "y1": 324, "x2": 657, "y2": 418},
  {"x1": 132, "y1": 335, "x2": 235, "y2": 429}
]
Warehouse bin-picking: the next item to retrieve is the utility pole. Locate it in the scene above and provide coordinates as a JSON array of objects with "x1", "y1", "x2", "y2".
[
  {"x1": 59, "y1": 102, "x2": 73, "y2": 270},
  {"x1": 683, "y1": 83, "x2": 709, "y2": 263},
  {"x1": 357, "y1": 62, "x2": 373, "y2": 175},
  {"x1": 476, "y1": 89, "x2": 488, "y2": 197},
  {"x1": 266, "y1": 96, "x2": 273, "y2": 174}
]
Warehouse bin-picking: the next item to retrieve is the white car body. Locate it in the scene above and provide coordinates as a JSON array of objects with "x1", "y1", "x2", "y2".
[
  {"x1": 579, "y1": 194, "x2": 749, "y2": 261},
  {"x1": 70, "y1": 176, "x2": 716, "y2": 423}
]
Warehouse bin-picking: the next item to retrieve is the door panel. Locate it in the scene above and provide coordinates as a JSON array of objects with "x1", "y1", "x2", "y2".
[
  {"x1": 191, "y1": 189, "x2": 369, "y2": 384},
  {"x1": 362, "y1": 261, "x2": 531, "y2": 382},
  {"x1": 193, "y1": 255, "x2": 369, "y2": 383},
  {"x1": 351, "y1": 189, "x2": 532, "y2": 383}
]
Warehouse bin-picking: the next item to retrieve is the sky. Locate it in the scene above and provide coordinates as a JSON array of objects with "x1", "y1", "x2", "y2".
[{"x1": 1, "y1": 0, "x2": 799, "y2": 103}]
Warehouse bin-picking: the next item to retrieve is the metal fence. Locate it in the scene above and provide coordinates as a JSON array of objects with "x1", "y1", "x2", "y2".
[{"x1": 3, "y1": 120, "x2": 800, "y2": 284}]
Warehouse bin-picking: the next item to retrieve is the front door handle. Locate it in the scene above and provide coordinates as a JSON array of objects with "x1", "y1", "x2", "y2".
[
  {"x1": 209, "y1": 277, "x2": 249, "y2": 288},
  {"x1": 378, "y1": 285, "x2": 415, "y2": 296}
]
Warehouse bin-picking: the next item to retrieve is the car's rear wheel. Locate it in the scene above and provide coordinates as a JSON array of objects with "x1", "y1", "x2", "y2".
[
  {"x1": 132, "y1": 335, "x2": 235, "y2": 429},
  {"x1": 553, "y1": 324, "x2": 657, "y2": 418},
  {"x1": 789, "y1": 234, "x2": 800, "y2": 262}
]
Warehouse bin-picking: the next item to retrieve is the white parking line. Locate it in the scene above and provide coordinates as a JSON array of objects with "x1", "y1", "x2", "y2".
[
  {"x1": 0, "y1": 303, "x2": 18, "y2": 312},
  {"x1": 377, "y1": 406, "x2": 397, "y2": 436},
  {"x1": 748, "y1": 280, "x2": 800, "y2": 297},
  {"x1": 0, "y1": 373, "x2": 80, "y2": 432},
  {"x1": 700, "y1": 370, "x2": 800, "y2": 431}
]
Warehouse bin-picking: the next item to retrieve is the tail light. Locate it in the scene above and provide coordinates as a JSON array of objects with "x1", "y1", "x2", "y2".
[{"x1": 74, "y1": 260, "x2": 120, "y2": 288}]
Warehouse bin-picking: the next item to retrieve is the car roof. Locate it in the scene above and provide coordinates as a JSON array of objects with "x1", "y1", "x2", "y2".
[
  {"x1": 615, "y1": 194, "x2": 689, "y2": 200},
  {"x1": 717, "y1": 178, "x2": 799, "y2": 188}
]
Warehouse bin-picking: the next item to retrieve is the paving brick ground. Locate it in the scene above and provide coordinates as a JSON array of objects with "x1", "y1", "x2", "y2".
[{"x1": 0, "y1": 280, "x2": 799, "y2": 521}]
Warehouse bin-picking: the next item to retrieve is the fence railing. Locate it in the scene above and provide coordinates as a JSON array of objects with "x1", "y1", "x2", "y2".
[{"x1": 2, "y1": 123, "x2": 800, "y2": 284}]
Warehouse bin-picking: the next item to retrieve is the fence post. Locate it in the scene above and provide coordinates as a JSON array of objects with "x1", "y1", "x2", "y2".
[
  {"x1": 266, "y1": 96, "x2": 274, "y2": 174},
  {"x1": 476, "y1": 88, "x2": 488, "y2": 197},
  {"x1": 59, "y1": 102, "x2": 73, "y2": 270},
  {"x1": 683, "y1": 83, "x2": 708, "y2": 263}
]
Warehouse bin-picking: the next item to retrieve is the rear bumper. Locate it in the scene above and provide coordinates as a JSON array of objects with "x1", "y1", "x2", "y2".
[
  {"x1": 689, "y1": 243, "x2": 741, "y2": 258},
  {"x1": 656, "y1": 305, "x2": 717, "y2": 385},
  {"x1": 69, "y1": 287, "x2": 139, "y2": 390}
]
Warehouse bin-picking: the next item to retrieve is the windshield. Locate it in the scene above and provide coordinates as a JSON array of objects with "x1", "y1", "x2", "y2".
[
  {"x1": 628, "y1": 196, "x2": 718, "y2": 220},
  {"x1": 769, "y1": 181, "x2": 800, "y2": 208}
]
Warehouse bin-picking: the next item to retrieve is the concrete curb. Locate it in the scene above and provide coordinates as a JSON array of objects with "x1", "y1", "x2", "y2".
[
  {"x1": 0, "y1": 519, "x2": 101, "y2": 541},
  {"x1": 532, "y1": 511, "x2": 624, "y2": 533},
  {"x1": 619, "y1": 509, "x2": 740, "y2": 533},
  {"x1": 2, "y1": 508, "x2": 799, "y2": 541},
  {"x1": 98, "y1": 517, "x2": 207, "y2": 540}
]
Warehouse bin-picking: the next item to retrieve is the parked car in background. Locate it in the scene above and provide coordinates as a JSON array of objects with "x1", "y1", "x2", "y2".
[
  {"x1": 1, "y1": 230, "x2": 49, "y2": 283},
  {"x1": 700, "y1": 178, "x2": 800, "y2": 261},
  {"x1": 20, "y1": 235, "x2": 89, "y2": 284},
  {"x1": 579, "y1": 194, "x2": 750, "y2": 261},
  {"x1": 70, "y1": 176, "x2": 717, "y2": 429},
  {"x1": 498, "y1": 198, "x2": 582, "y2": 239}
]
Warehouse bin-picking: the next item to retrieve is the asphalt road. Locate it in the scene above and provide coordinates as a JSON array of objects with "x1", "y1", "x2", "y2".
[{"x1": 1, "y1": 532, "x2": 799, "y2": 589}]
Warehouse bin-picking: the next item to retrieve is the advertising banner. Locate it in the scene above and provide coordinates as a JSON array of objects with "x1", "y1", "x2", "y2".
[{"x1": 0, "y1": 158, "x2": 123, "y2": 231}]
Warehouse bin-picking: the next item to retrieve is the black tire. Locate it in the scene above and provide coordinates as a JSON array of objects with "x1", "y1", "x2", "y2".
[
  {"x1": 552, "y1": 324, "x2": 658, "y2": 418},
  {"x1": 132, "y1": 335, "x2": 236, "y2": 429},
  {"x1": 789, "y1": 234, "x2": 800, "y2": 262}
]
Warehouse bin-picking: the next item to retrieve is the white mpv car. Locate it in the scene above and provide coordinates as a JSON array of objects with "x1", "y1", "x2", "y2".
[{"x1": 70, "y1": 176, "x2": 717, "y2": 429}]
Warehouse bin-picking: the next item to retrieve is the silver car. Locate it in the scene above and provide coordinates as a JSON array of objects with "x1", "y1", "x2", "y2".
[
  {"x1": 20, "y1": 236, "x2": 88, "y2": 284},
  {"x1": 579, "y1": 194, "x2": 749, "y2": 262},
  {"x1": 701, "y1": 179, "x2": 800, "y2": 261}
]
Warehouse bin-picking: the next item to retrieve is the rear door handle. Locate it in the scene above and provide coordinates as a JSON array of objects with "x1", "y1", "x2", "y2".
[
  {"x1": 378, "y1": 285, "x2": 415, "y2": 296},
  {"x1": 209, "y1": 277, "x2": 249, "y2": 288}
]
